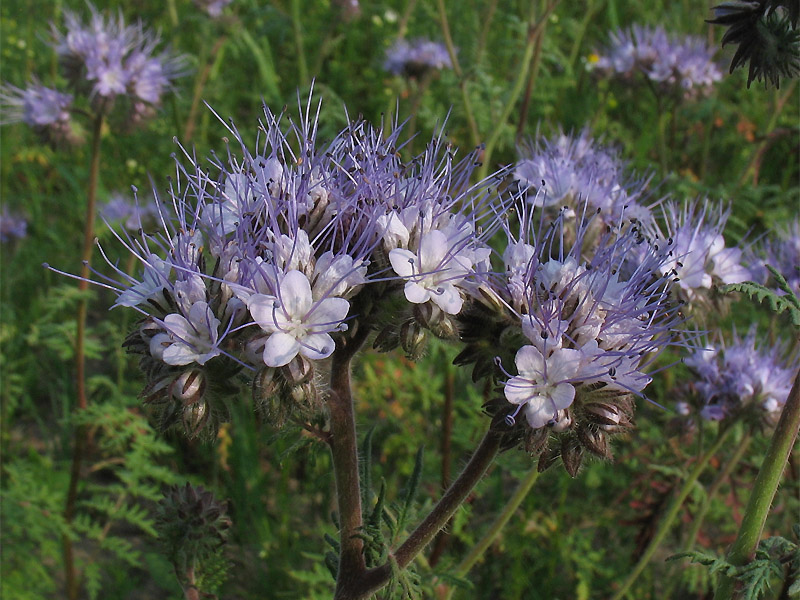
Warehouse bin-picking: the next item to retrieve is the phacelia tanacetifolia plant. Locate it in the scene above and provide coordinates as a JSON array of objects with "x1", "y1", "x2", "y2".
[{"x1": 54, "y1": 97, "x2": 693, "y2": 598}]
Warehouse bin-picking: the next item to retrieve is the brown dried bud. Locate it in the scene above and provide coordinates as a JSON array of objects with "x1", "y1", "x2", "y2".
[
  {"x1": 524, "y1": 426, "x2": 550, "y2": 455},
  {"x1": 400, "y1": 320, "x2": 427, "y2": 360},
  {"x1": 584, "y1": 403, "x2": 622, "y2": 429},
  {"x1": 577, "y1": 425, "x2": 611, "y2": 459},
  {"x1": 561, "y1": 436, "x2": 584, "y2": 477}
]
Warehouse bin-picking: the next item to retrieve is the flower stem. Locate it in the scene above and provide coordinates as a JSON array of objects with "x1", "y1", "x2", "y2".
[
  {"x1": 443, "y1": 462, "x2": 540, "y2": 599},
  {"x1": 713, "y1": 370, "x2": 800, "y2": 600},
  {"x1": 684, "y1": 432, "x2": 752, "y2": 552},
  {"x1": 62, "y1": 111, "x2": 103, "y2": 600},
  {"x1": 336, "y1": 429, "x2": 502, "y2": 600},
  {"x1": 478, "y1": 0, "x2": 561, "y2": 180},
  {"x1": 435, "y1": 0, "x2": 480, "y2": 149},
  {"x1": 610, "y1": 425, "x2": 735, "y2": 600},
  {"x1": 328, "y1": 325, "x2": 371, "y2": 597}
]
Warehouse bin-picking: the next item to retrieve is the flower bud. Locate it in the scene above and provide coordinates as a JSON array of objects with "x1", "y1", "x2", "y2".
[
  {"x1": 171, "y1": 369, "x2": 206, "y2": 405},
  {"x1": 561, "y1": 437, "x2": 584, "y2": 477},
  {"x1": 577, "y1": 425, "x2": 610, "y2": 458},
  {"x1": 183, "y1": 400, "x2": 209, "y2": 438},
  {"x1": 584, "y1": 403, "x2": 622, "y2": 430},
  {"x1": 548, "y1": 410, "x2": 573, "y2": 433},
  {"x1": 252, "y1": 366, "x2": 280, "y2": 404},
  {"x1": 281, "y1": 355, "x2": 314, "y2": 386},
  {"x1": 400, "y1": 320, "x2": 427, "y2": 360}
]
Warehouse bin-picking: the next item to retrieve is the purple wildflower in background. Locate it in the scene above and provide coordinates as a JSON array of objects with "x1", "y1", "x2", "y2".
[
  {"x1": 749, "y1": 216, "x2": 800, "y2": 296},
  {"x1": 0, "y1": 207, "x2": 28, "y2": 243},
  {"x1": 0, "y1": 83, "x2": 81, "y2": 145},
  {"x1": 51, "y1": 3, "x2": 185, "y2": 111},
  {"x1": 101, "y1": 191, "x2": 164, "y2": 231},
  {"x1": 683, "y1": 328, "x2": 797, "y2": 426},
  {"x1": 384, "y1": 38, "x2": 453, "y2": 78},
  {"x1": 646, "y1": 199, "x2": 750, "y2": 304},
  {"x1": 515, "y1": 128, "x2": 654, "y2": 230},
  {"x1": 592, "y1": 25, "x2": 722, "y2": 99},
  {"x1": 194, "y1": 0, "x2": 234, "y2": 18}
]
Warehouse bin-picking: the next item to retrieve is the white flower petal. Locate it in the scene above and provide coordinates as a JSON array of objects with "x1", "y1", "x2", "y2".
[
  {"x1": 389, "y1": 249, "x2": 418, "y2": 278},
  {"x1": 300, "y1": 332, "x2": 336, "y2": 361},
  {"x1": 514, "y1": 345, "x2": 545, "y2": 378},
  {"x1": 504, "y1": 376, "x2": 534, "y2": 405},
  {"x1": 278, "y1": 270, "x2": 312, "y2": 318},
  {"x1": 404, "y1": 281, "x2": 430, "y2": 304},
  {"x1": 263, "y1": 332, "x2": 301, "y2": 367},
  {"x1": 307, "y1": 297, "x2": 350, "y2": 328}
]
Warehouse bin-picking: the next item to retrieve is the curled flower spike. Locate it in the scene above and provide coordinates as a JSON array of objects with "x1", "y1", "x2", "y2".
[{"x1": 647, "y1": 199, "x2": 751, "y2": 307}]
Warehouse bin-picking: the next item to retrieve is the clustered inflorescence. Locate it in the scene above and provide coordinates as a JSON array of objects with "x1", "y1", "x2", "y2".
[
  {"x1": 384, "y1": 38, "x2": 453, "y2": 79},
  {"x1": 73, "y1": 95, "x2": 789, "y2": 477},
  {"x1": 680, "y1": 328, "x2": 797, "y2": 426},
  {"x1": 591, "y1": 24, "x2": 723, "y2": 99},
  {"x1": 1, "y1": 3, "x2": 184, "y2": 144}
]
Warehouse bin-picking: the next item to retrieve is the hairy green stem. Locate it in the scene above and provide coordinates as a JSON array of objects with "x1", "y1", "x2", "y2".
[
  {"x1": 336, "y1": 429, "x2": 503, "y2": 600},
  {"x1": 611, "y1": 425, "x2": 735, "y2": 600},
  {"x1": 444, "y1": 462, "x2": 540, "y2": 599},
  {"x1": 329, "y1": 325, "x2": 372, "y2": 598},
  {"x1": 714, "y1": 370, "x2": 800, "y2": 600},
  {"x1": 62, "y1": 112, "x2": 103, "y2": 600}
]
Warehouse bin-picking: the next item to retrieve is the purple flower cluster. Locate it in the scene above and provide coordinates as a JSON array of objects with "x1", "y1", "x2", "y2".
[
  {"x1": 749, "y1": 217, "x2": 800, "y2": 296},
  {"x1": 384, "y1": 38, "x2": 453, "y2": 78},
  {"x1": 52, "y1": 4, "x2": 184, "y2": 107},
  {"x1": 683, "y1": 328, "x2": 797, "y2": 425},
  {"x1": 592, "y1": 25, "x2": 722, "y2": 100},
  {"x1": 1, "y1": 3, "x2": 184, "y2": 142},
  {"x1": 194, "y1": 0, "x2": 234, "y2": 18},
  {"x1": 515, "y1": 128, "x2": 654, "y2": 230},
  {"x1": 458, "y1": 202, "x2": 684, "y2": 475},
  {"x1": 0, "y1": 83, "x2": 81, "y2": 146},
  {"x1": 645, "y1": 199, "x2": 751, "y2": 305},
  {"x1": 0, "y1": 206, "x2": 28, "y2": 243},
  {"x1": 88, "y1": 101, "x2": 500, "y2": 435},
  {"x1": 101, "y1": 191, "x2": 164, "y2": 232}
]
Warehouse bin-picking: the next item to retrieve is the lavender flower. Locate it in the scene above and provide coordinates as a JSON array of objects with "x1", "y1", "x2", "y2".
[
  {"x1": 384, "y1": 38, "x2": 452, "y2": 78},
  {"x1": 0, "y1": 83, "x2": 81, "y2": 145},
  {"x1": 647, "y1": 199, "x2": 751, "y2": 305},
  {"x1": 591, "y1": 25, "x2": 722, "y2": 100},
  {"x1": 0, "y1": 206, "x2": 28, "y2": 243},
  {"x1": 51, "y1": 4, "x2": 185, "y2": 110},
  {"x1": 461, "y1": 204, "x2": 684, "y2": 475},
  {"x1": 194, "y1": 0, "x2": 234, "y2": 18},
  {"x1": 683, "y1": 328, "x2": 797, "y2": 426},
  {"x1": 515, "y1": 128, "x2": 654, "y2": 231},
  {"x1": 101, "y1": 191, "x2": 164, "y2": 231},
  {"x1": 749, "y1": 217, "x2": 800, "y2": 296},
  {"x1": 67, "y1": 97, "x2": 505, "y2": 435}
]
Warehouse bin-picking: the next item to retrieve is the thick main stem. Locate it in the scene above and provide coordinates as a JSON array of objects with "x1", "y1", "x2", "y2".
[
  {"x1": 337, "y1": 429, "x2": 502, "y2": 600},
  {"x1": 62, "y1": 112, "x2": 103, "y2": 600},
  {"x1": 329, "y1": 326, "x2": 371, "y2": 597},
  {"x1": 611, "y1": 425, "x2": 734, "y2": 600},
  {"x1": 714, "y1": 370, "x2": 800, "y2": 600}
]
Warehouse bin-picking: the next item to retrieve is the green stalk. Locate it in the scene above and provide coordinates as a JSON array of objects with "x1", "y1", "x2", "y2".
[
  {"x1": 611, "y1": 425, "x2": 735, "y2": 600},
  {"x1": 684, "y1": 433, "x2": 752, "y2": 552},
  {"x1": 713, "y1": 371, "x2": 800, "y2": 600},
  {"x1": 62, "y1": 111, "x2": 104, "y2": 600},
  {"x1": 478, "y1": 0, "x2": 560, "y2": 180},
  {"x1": 444, "y1": 463, "x2": 540, "y2": 599},
  {"x1": 435, "y1": 0, "x2": 480, "y2": 149},
  {"x1": 290, "y1": 0, "x2": 308, "y2": 85}
]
